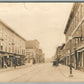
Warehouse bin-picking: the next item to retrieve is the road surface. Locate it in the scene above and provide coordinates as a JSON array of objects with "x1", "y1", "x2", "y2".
[{"x1": 0, "y1": 63, "x2": 84, "y2": 82}]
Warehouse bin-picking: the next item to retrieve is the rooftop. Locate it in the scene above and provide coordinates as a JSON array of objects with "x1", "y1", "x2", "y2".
[
  {"x1": 64, "y1": 3, "x2": 79, "y2": 34},
  {"x1": 0, "y1": 19, "x2": 26, "y2": 41}
]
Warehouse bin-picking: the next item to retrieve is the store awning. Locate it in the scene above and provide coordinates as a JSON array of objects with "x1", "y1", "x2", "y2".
[
  {"x1": 59, "y1": 55, "x2": 69, "y2": 61},
  {"x1": 77, "y1": 48, "x2": 84, "y2": 52}
]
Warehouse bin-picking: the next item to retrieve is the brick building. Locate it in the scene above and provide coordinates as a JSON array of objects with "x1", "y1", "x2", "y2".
[
  {"x1": 64, "y1": 3, "x2": 84, "y2": 70},
  {"x1": 0, "y1": 20, "x2": 26, "y2": 68}
]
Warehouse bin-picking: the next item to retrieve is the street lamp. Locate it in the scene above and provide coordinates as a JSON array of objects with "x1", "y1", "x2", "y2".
[{"x1": 68, "y1": 36, "x2": 73, "y2": 77}]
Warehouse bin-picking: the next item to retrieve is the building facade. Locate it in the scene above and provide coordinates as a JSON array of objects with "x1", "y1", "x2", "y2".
[
  {"x1": 54, "y1": 44, "x2": 66, "y2": 65},
  {"x1": 54, "y1": 46, "x2": 62, "y2": 62},
  {"x1": 64, "y1": 3, "x2": 84, "y2": 70},
  {"x1": 59, "y1": 44, "x2": 66, "y2": 65},
  {"x1": 26, "y1": 40, "x2": 45, "y2": 64},
  {"x1": 0, "y1": 20, "x2": 26, "y2": 68},
  {"x1": 26, "y1": 40, "x2": 39, "y2": 64}
]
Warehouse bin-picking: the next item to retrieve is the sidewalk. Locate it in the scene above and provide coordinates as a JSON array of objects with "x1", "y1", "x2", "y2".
[
  {"x1": 0, "y1": 63, "x2": 33, "y2": 73},
  {"x1": 58, "y1": 64, "x2": 84, "y2": 79}
]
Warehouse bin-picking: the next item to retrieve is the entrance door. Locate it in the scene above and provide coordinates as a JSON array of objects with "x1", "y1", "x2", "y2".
[{"x1": 77, "y1": 52, "x2": 82, "y2": 69}]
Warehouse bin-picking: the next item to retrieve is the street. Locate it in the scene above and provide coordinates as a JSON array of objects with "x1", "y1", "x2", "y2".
[{"x1": 0, "y1": 63, "x2": 84, "y2": 82}]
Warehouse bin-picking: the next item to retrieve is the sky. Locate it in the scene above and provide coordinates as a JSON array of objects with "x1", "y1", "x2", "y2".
[{"x1": 0, "y1": 3, "x2": 73, "y2": 59}]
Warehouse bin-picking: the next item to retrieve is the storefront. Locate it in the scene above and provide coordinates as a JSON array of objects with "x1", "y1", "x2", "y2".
[
  {"x1": 0, "y1": 53, "x2": 5, "y2": 68},
  {"x1": 0, "y1": 53, "x2": 10, "y2": 68},
  {"x1": 77, "y1": 49, "x2": 84, "y2": 71},
  {"x1": 15, "y1": 56, "x2": 21, "y2": 66}
]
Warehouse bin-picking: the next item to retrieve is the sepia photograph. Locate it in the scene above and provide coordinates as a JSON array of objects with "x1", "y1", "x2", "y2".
[{"x1": 0, "y1": 2, "x2": 83, "y2": 82}]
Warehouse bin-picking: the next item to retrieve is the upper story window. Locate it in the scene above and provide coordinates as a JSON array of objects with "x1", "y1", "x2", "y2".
[
  {"x1": 22, "y1": 49, "x2": 25, "y2": 54},
  {"x1": 5, "y1": 47, "x2": 7, "y2": 52},
  {"x1": 9, "y1": 47, "x2": 11, "y2": 53}
]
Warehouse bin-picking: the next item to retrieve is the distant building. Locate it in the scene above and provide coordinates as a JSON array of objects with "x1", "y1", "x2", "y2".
[
  {"x1": 59, "y1": 44, "x2": 66, "y2": 65},
  {"x1": 54, "y1": 44, "x2": 67, "y2": 65},
  {"x1": 0, "y1": 20, "x2": 26, "y2": 68},
  {"x1": 55, "y1": 46, "x2": 62, "y2": 60},
  {"x1": 26, "y1": 40, "x2": 45, "y2": 64},
  {"x1": 38, "y1": 49, "x2": 45, "y2": 63},
  {"x1": 26, "y1": 40, "x2": 39, "y2": 64}
]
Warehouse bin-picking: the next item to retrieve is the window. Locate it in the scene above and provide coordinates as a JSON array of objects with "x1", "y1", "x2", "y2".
[
  {"x1": 18, "y1": 49, "x2": 19, "y2": 54},
  {"x1": 1, "y1": 45, "x2": 3, "y2": 50},
  {"x1": 5, "y1": 47, "x2": 7, "y2": 52},
  {"x1": 9, "y1": 47, "x2": 10, "y2": 53}
]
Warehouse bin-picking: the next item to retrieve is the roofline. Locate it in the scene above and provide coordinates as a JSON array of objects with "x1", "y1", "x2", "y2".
[
  {"x1": 60, "y1": 43, "x2": 65, "y2": 50},
  {"x1": 26, "y1": 39, "x2": 40, "y2": 44},
  {"x1": 56, "y1": 46, "x2": 61, "y2": 50},
  {"x1": 64, "y1": 3, "x2": 75, "y2": 34},
  {"x1": 0, "y1": 20, "x2": 26, "y2": 41}
]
